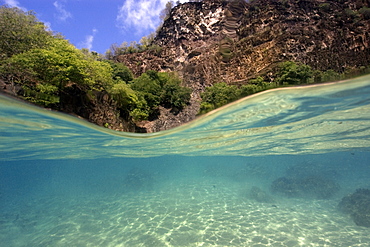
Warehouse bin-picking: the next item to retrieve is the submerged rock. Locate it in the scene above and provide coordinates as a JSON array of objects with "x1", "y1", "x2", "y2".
[
  {"x1": 270, "y1": 175, "x2": 340, "y2": 199},
  {"x1": 338, "y1": 188, "x2": 370, "y2": 227},
  {"x1": 249, "y1": 186, "x2": 275, "y2": 203}
]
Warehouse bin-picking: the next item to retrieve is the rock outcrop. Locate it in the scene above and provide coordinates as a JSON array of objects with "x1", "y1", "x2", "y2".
[
  {"x1": 4, "y1": 0, "x2": 368, "y2": 133},
  {"x1": 60, "y1": 85, "x2": 142, "y2": 132},
  {"x1": 117, "y1": 0, "x2": 370, "y2": 132},
  {"x1": 270, "y1": 176, "x2": 340, "y2": 199},
  {"x1": 338, "y1": 188, "x2": 370, "y2": 227}
]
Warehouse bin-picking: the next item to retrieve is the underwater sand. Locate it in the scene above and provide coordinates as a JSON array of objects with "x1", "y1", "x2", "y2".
[{"x1": 1, "y1": 168, "x2": 370, "y2": 247}]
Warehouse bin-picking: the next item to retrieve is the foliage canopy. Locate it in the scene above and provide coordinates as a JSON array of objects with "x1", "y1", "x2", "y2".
[
  {"x1": 110, "y1": 70, "x2": 191, "y2": 121},
  {"x1": 1, "y1": 38, "x2": 114, "y2": 106},
  {"x1": 199, "y1": 60, "x2": 362, "y2": 114},
  {"x1": 0, "y1": 5, "x2": 191, "y2": 118},
  {"x1": 0, "y1": 6, "x2": 53, "y2": 59},
  {"x1": 276, "y1": 61, "x2": 313, "y2": 85}
]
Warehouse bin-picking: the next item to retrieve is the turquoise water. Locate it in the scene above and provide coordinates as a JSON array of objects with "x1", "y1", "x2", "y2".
[{"x1": 1, "y1": 75, "x2": 370, "y2": 246}]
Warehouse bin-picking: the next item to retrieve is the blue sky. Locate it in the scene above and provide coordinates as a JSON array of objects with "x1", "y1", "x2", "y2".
[{"x1": 1, "y1": 0, "x2": 190, "y2": 54}]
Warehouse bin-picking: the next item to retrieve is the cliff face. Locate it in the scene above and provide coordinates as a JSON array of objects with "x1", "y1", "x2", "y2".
[{"x1": 117, "y1": 0, "x2": 370, "y2": 132}]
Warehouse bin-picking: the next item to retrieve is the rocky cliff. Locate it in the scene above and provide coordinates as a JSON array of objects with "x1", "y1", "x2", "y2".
[{"x1": 116, "y1": 0, "x2": 370, "y2": 132}]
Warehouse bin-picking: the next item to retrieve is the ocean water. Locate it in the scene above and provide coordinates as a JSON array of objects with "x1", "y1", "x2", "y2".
[{"x1": 1, "y1": 75, "x2": 370, "y2": 246}]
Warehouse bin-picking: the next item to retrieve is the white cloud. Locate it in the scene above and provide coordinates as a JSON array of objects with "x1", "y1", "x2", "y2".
[
  {"x1": 116, "y1": 0, "x2": 190, "y2": 35},
  {"x1": 53, "y1": 1, "x2": 72, "y2": 22},
  {"x1": 3, "y1": 0, "x2": 27, "y2": 11},
  {"x1": 4, "y1": 0, "x2": 20, "y2": 7},
  {"x1": 79, "y1": 29, "x2": 98, "y2": 50}
]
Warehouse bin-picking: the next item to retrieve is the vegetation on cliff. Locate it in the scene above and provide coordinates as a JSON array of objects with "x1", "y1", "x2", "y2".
[
  {"x1": 116, "y1": 0, "x2": 370, "y2": 129},
  {"x1": 1, "y1": 0, "x2": 370, "y2": 132},
  {"x1": 110, "y1": 69, "x2": 191, "y2": 121},
  {"x1": 2, "y1": 37, "x2": 114, "y2": 107},
  {"x1": 0, "y1": 6, "x2": 191, "y2": 128},
  {"x1": 200, "y1": 61, "x2": 369, "y2": 113}
]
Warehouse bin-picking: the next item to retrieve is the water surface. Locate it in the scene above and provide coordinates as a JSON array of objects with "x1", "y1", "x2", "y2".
[{"x1": 1, "y1": 75, "x2": 370, "y2": 246}]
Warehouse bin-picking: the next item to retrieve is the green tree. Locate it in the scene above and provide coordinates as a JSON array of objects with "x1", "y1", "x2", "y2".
[
  {"x1": 1, "y1": 38, "x2": 113, "y2": 106},
  {"x1": 108, "y1": 61, "x2": 134, "y2": 83},
  {"x1": 359, "y1": 7, "x2": 370, "y2": 20},
  {"x1": 315, "y1": 69, "x2": 342, "y2": 83},
  {"x1": 129, "y1": 70, "x2": 191, "y2": 119},
  {"x1": 240, "y1": 76, "x2": 276, "y2": 96},
  {"x1": 0, "y1": 6, "x2": 53, "y2": 59},
  {"x1": 158, "y1": 72, "x2": 191, "y2": 108},
  {"x1": 139, "y1": 33, "x2": 155, "y2": 50},
  {"x1": 131, "y1": 71, "x2": 162, "y2": 109},
  {"x1": 240, "y1": 84, "x2": 260, "y2": 97},
  {"x1": 109, "y1": 81, "x2": 149, "y2": 121},
  {"x1": 85, "y1": 58, "x2": 114, "y2": 91},
  {"x1": 276, "y1": 61, "x2": 313, "y2": 85},
  {"x1": 160, "y1": 1, "x2": 174, "y2": 22},
  {"x1": 199, "y1": 82, "x2": 239, "y2": 114}
]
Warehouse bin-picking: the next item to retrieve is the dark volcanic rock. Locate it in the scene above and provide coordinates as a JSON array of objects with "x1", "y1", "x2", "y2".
[
  {"x1": 3, "y1": 0, "x2": 369, "y2": 133},
  {"x1": 117, "y1": 0, "x2": 370, "y2": 132},
  {"x1": 60, "y1": 85, "x2": 143, "y2": 132},
  {"x1": 338, "y1": 188, "x2": 370, "y2": 227},
  {"x1": 270, "y1": 175, "x2": 340, "y2": 199}
]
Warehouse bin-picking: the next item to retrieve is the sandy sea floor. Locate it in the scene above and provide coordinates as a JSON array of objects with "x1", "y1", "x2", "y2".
[{"x1": 1, "y1": 176, "x2": 369, "y2": 247}]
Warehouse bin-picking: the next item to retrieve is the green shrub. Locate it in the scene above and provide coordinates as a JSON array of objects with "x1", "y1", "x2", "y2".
[
  {"x1": 112, "y1": 70, "x2": 191, "y2": 120},
  {"x1": 131, "y1": 71, "x2": 162, "y2": 108},
  {"x1": 0, "y1": 6, "x2": 52, "y2": 59},
  {"x1": 109, "y1": 81, "x2": 150, "y2": 121},
  {"x1": 1, "y1": 37, "x2": 114, "y2": 107},
  {"x1": 359, "y1": 7, "x2": 370, "y2": 20},
  {"x1": 276, "y1": 61, "x2": 313, "y2": 85},
  {"x1": 344, "y1": 8, "x2": 358, "y2": 19},
  {"x1": 158, "y1": 72, "x2": 191, "y2": 109},
  {"x1": 109, "y1": 81, "x2": 139, "y2": 109},
  {"x1": 109, "y1": 61, "x2": 134, "y2": 83},
  {"x1": 320, "y1": 69, "x2": 342, "y2": 82},
  {"x1": 240, "y1": 84, "x2": 261, "y2": 97},
  {"x1": 199, "y1": 82, "x2": 239, "y2": 114},
  {"x1": 318, "y1": 3, "x2": 331, "y2": 12}
]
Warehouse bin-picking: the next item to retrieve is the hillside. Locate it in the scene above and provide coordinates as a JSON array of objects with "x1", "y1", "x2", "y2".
[
  {"x1": 1, "y1": 0, "x2": 369, "y2": 133},
  {"x1": 116, "y1": 0, "x2": 370, "y2": 132}
]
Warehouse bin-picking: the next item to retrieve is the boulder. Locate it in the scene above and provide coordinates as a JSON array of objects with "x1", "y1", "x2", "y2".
[
  {"x1": 338, "y1": 188, "x2": 370, "y2": 227},
  {"x1": 271, "y1": 175, "x2": 340, "y2": 199}
]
